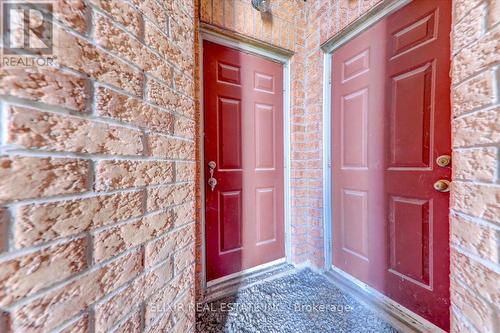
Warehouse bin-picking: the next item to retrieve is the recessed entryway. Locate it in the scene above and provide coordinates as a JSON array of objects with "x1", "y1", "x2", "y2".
[{"x1": 201, "y1": 38, "x2": 289, "y2": 284}]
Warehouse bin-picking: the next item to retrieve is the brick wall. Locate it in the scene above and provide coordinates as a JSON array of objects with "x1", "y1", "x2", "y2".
[
  {"x1": 0, "y1": 0, "x2": 196, "y2": 332},
  {"x1": 450, "y1": 0, "x2": 500, "y2": 331}
]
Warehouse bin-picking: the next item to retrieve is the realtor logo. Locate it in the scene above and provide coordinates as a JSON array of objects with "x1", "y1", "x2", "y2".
[{"x1": 2, "y1": 1, "x2": 53, "y2": 55}]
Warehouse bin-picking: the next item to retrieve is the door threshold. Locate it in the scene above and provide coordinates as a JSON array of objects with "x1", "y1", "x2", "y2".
[
  {"x1": 204, "y1": 258, "x2": 293, "y2": 302},
  {"x1": 324, "y1": 267, "x2": 447, "y2": 333}
]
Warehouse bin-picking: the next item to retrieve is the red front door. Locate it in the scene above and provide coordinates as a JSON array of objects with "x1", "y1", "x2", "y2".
[
  {"x1": 331, "y1": 1, "x2": 451, "y2": 330},
  {"x1": 204, "y1": 41, "x2": 285, "y2": 282}
]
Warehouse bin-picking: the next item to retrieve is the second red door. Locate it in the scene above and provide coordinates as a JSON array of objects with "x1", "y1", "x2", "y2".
[
  {"x1": 204, "y1": 41, "x2": 285, "y2": 282},
  {"x1": 331, "y1": 1, "x2": 451, "y2": 330}
]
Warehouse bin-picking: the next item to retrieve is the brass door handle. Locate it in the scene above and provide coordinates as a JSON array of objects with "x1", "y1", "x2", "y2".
[
  {"x1": 433, "y1": 179, "x2": 450, "y2": 192},
  {"x1": 436, "y1": 155, "x2": 451, "y2": 167},
  {"x1": 208, "y1": 161, "x2": 217, "y2": 191}
]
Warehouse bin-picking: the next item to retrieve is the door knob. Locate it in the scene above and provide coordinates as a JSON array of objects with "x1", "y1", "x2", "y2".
[
  {"x1": 208, "y1": 177, "x2": 217, "y2": 191},
  {"x1": 436, "y1": 155, "x2": 451, "y2": 167},
  {"x1": 433, "y1": 179, "x2": 450, "y2": 192},
  {"x1": 208, "y1": 161, "x2": 217, "y2": 191}
]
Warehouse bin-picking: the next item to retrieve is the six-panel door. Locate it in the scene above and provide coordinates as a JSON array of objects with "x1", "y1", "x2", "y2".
[
  {"x1": 331, "y1": 1, "x2": 452, "y2": 330},
  {"x1": 204, "y1": 41, "x2": 285, "y2": 282}
]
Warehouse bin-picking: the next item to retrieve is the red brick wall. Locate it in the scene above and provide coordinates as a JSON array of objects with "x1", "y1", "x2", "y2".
[
  {"x1": 450, "y1": 0, "x2": 500, "y2": 331},
  {"x1": 0, "y1": 0, "x2": 196, "y2": 332}
]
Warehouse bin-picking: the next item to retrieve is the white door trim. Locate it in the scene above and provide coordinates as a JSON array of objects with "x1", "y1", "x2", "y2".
[{"x1": 199, "y1": 28, "x2": 292, "y2": 291}]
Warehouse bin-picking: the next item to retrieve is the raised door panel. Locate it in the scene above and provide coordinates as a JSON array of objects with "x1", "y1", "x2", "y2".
[
  {"x1": 341, "y1": 89, "x2": 368, "y2": 168},
  {"x1": 341, "y1": 189, "x2": 369, "y2": 261},
  {"x1": 256, "y1": 188, "x2": 276, "y2": 244},
  {"x1": 218, "y1": 97, "x2": 242, "y2": 170},
  {"x1": 220, "y1": 191, "x2": 242, "y2": 253},
  {"x1": 255, "y1": 103, "x2": 275, "y2": 169},
  {"x1": 389, "y1": 196, "x2": 431, "y2": 287},
  {"x1": 389, "y1": 63, "x2": 433, "y2": 169}
]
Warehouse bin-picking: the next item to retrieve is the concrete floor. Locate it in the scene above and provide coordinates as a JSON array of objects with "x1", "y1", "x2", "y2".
[{"x1": 196, "y1": 268, "x2": 399, "y2": 333}]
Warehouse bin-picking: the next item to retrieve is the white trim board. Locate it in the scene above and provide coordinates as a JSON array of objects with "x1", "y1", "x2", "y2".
[{"x1": 199, "y1": 29, "x2": 293, "y2": 291}]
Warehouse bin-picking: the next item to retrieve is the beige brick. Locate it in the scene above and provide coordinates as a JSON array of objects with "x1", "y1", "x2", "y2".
[
  {"x1": 144, "y1": 22, "x2": 192, "y2": 73},
  {"x1": 54, "y1": 28, "x2": 143, "y2": 96},
  {"x1": 453, "y1": 107, "x2": 500, "y2": 147},
  {"x1": 169, "y1": 18, "x2": 195, "y2": 56},
  {"x1": 95, "y1": 261, "x2": 172, "y2": 332},
  {"x1": 146, "y1": 78, "x2": 195, "y2": 118},
  {"x1": 144, "y1": 266, "x2": 194, "y2": 327},
  {"x1": 147, "y1": 134, "x2": 195, "y2": 160},
  {"x1": 6, "y1": 249, "x2": 142, "y2": 332},
  {"x1": 59, "y1": 314, "x2": 88, "y2": 333},
  {"x1": 451, "y1": 250, "x2": 500, "y2": 305},
  {"x1": 54, "y1": 0, "x2": 87, "y2": 33},
  {"x1": 147, "y1": 183, "x2": 194, "y2": 211},
  {"x1": 0, "y1": 208, "x2": 8, "y2": 253},
  {"x1": 453, "y1": 70, "x2": 496, "y2": 116},
  {"x1": 451, "y1": 307, "x2": 481, "y2": 333},
  {"x1": 200, "y1": 0, "x2": 212, "y2": 23},
  {"x1": 451, "y1": 214, "x2": 499, "y2": 263},
  {"x1": 454, "y1": 0, "x2": 483, "y2": 22},
  {"x1": 15, "y1": 191, "x2": 144, "y2": 247},
  {"x1": 488, "y1": 0, "x2": 500, "y2": 28},
  {"x1": 145, "y1": 223, "x2": 194, "y2": 267},
  {"x1": 453, "y1": 4, "x2": 485, "y2": 53},
  {"x1": 95, "y1": 160, "x2": 174, "y2": 191},
  {"x1": 111, "y1": 309, "x2": 142, "y2": 333},
  {"x1": 7, "y1": 106, "x2": 143, "y2": 156},
  {"x1": 451, "y1": 278, "x2": 497, "y2": 332},
  {"x1": 90, "y1": 0, "x2": 142, "y2": 36},
  {"x1": 174, "y1": 71, "x2": 194, "y2": 96},
  {"x1": 0, "y1": 238, "x2": 87, "y2": 307},
  {"x1": 174, "y1": 115, "x2": 195, "y2": 139},
  {"x1": 452, "y1": 26, "x2": 500, "y2": 83},
  {"x1": 172, "y1": 201, "x2": 195, "y2": 228},
  {"x1": 452, "y1": 148, "x2": 497, "y2": 182},
  {"x1": 94, "y1": 13, "x2": 174, "y2": 83},
  {"x1": 96, "y1": 86, "x2": 173, "y2": 133},
  {"x1": 175, "y1": 162, "x2": 195, "y2": 182},
  {"x1": 151, "y1": 288, "x2": 193, "y2": 333},
  {"x1": 451, "y1": 182, "x2": 500, "y2": 223},
  {"x1": 93, "y1": 210, "x2": 174, "y2": 262},
  {"x1": 0, "y1": 67, "x2": 88, "y2": 112},
  {"x1": 0, "y1": 156, "x2": 88, "y2": 203},
  {"x1": 173, "y1": 245, "x2": 195, "y2": 274},
  {"x1": 131, "y1": 0, "x2": 169, "y2": 31}
]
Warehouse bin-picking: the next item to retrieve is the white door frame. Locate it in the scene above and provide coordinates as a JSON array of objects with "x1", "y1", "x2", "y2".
[
  {"x1": 198, "y1": 28, "x2": 292, "y2": 290},
  {"x1": 321, "y1": 0, "x2": 446, "y2": 331}
]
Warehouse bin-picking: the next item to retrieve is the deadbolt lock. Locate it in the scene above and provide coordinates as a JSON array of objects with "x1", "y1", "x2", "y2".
[
  {"x1": 436, "y1": 155, "x2": 451, "y2": 167},
  {"x1": 433, "y1": 179, "x2": 450, "y2": 192}
]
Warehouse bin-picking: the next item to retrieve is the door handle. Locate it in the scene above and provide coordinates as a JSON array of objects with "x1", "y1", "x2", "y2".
[
  {"x1": 433, "y1": 179, "x2": 450, "y2": 192},
  {"x1": 208, "y1": 161, "x2": 217, "y2": 191}
]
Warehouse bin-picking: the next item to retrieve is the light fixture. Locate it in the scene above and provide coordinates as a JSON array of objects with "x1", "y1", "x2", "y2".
[{"x1": 251, "y1": 0, "x2": 271, "y2": 13}]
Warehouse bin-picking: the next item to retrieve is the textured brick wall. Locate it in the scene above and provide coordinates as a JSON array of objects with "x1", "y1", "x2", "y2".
[
  {"x1": 450, "y1": 0, "x2": 500, "y2": 331},
  {"x1": 0, "y1": 0, "x2": 196, "y2": 332}
]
